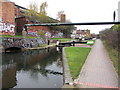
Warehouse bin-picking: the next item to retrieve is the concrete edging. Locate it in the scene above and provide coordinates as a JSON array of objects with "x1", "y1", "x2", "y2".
[{"x1": 62, "y1": 47, "x2": 73, "y2": 85}]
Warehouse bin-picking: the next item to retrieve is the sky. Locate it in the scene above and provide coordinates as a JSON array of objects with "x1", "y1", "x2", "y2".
[{"x1": 10, "y1": 0, "x2": 120, "y2": 34}]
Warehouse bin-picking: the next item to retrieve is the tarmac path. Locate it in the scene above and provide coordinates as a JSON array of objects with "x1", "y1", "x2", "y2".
[{"x1": 74, "y1": 39, "x2": 118, "y2": 88}]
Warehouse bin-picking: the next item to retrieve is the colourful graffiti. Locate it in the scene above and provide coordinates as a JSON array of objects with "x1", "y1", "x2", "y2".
[
  {"x1": 0, "y1": 22, "x2": 15, "y2": 35},
  {"x1": 28, "y1": 30, "x2": 51, "y2": 38},
  {"x1": 28, "y1": 30, "x2": 38, "y2": 37},
  {"x1": 2, "y1": 37, "x2": 46, "y2": 49},
  {"x1": 45, "y1": 31, "x2": 51, "y2": 38},
  {"x1": 52, "y1": 31, "x2": 63, "y2": 38}
]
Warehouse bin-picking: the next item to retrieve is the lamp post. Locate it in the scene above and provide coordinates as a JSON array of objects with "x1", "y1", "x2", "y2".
[{"x1": 113, "y1": 11, "x2": 116, "y2": 22}]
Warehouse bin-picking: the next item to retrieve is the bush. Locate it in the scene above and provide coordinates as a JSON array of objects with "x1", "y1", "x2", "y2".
[
  {"x1": 100, "y1": 25, "x2": 120, "y2": 51},
  {"x1": 100, "y1": 24, "x2": 120, "y2": 74}
]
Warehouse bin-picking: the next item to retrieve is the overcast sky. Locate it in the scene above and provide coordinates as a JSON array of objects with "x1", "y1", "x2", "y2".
[{"x1": 10, "y1": 0, "x2": 120, "y2": 34}]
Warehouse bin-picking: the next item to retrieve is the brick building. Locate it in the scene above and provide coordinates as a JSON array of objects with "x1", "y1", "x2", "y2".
[
  {"x1": 15, "y1": 16, "x2": 28, "y2": 35},
  {"x1": 0, "y1": 0, "x2": 65, "y2": 39},
  {"x1": 76, "y1": 29, "x2": 91, "y2": 39},
  {"x1": 60, "y1": 14, "x2": 66, "y2": 22},
  {"x1": 0, "y1": 0, "x2": 15, "y2": 35},
  {"x1": 0, "y1": 0, "x2": 51, "y2": 37},
  {"x1": 1, "y1": 1, "x2": 15, "y2": 23}
]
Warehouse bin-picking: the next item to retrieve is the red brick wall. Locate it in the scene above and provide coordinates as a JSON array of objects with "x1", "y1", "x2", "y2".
[
  {"x1": 15, "y1": 7, "x2": 20, "y2": 18},
  {"x1": 15, "y1": 17, "x2": 51, "y2": 36},
  {"x1": 27, "y1": 25, "x2": 51, "y2": 38},
  {"x1": 2, "y1": 2, "x2": 15, "y2": 24},
  {"x1": 15, "y1": 7, "x2": 23, "y2": 18},
  {"x1": 15, "y1": 17, "x2": 28, "y2": 35},
  {"x1": 28, "y1": 26, "x2": 50, "y2": 31}
]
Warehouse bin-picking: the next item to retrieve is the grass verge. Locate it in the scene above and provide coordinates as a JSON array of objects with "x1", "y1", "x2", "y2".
[
  {"x1": 51, "y1": 38, "x2": 75, "y2": 42},
  {"x1": 65, "y1": 47, "x2": 91, "y2": 80},
  {"x1": 0, "y1": 35, "x2": 37, "y2": 38},
  {"x1": 39, "y1": 44, "x2": 46, "y2": 47},
  {"x1": 102, "y1": 41, "x2": 119, "y2": 75}
]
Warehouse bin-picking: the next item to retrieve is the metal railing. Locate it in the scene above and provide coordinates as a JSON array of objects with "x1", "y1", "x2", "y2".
[{"x1": 25, "y1": 22, "x2": 120, "y2": 26}]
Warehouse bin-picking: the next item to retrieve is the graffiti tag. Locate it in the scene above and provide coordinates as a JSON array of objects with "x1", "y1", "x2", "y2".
[
  {"x1": 0, "y1": 22, "x2": 15, "y2": 35},
  {"x1": 28, "y1": 30, "x2": 38, "y2": 37}
]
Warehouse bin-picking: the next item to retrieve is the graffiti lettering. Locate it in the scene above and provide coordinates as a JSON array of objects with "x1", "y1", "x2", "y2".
[
  {"x1": 28, "y1": 30, "x2": 51, "y2": 38},
  {"x1": 52, "y1": 31, "x2": 63, "y2": 38},
  {"x1": 45, "y1": 31, "x2": 51, "y2": 38},
  {"x1": 0, "y1": 22, "x2": 15, "y2": 35},
  {"x1": 28, "y1": 31, "x2": 38, "y2": 37}
]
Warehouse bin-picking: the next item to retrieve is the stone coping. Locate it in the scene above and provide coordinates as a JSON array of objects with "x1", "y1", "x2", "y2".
[{"x1": 62, "y1": 47, "x2": 73, "y2": 85}]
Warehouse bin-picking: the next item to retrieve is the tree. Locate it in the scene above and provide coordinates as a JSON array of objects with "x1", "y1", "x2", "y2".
[
  {"x1": 28, "y1": 2, "x2": 38, "y2": 12},
  {"x1": 39, "y1": 2, "x2": 48, "y2": 15},
  {"x1": 100, "y1": 24, "x2": 120, "y2": 51},
  {"x1": 56, "y1": 11, "x2": 64, "y2": 20},
  {"x1": 50, "y1": 21, "x2": 74, "y2": 38},
  {"x1": 23, "y1": 2, "x2": 75, "y2": 38}
]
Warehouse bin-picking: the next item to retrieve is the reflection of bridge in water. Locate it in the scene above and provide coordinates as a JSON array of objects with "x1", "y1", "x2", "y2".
[{"x1": 33, "y1": 68, "x2": 63, "y2": 75}]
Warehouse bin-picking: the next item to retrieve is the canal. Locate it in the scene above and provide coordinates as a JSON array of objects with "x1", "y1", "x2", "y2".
[{"x1": 2, "y1": 47, "x2": 63, "y2": 88}]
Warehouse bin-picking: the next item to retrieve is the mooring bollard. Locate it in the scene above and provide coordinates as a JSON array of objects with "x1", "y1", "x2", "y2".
[
  {"x1": 73, "y1": 41, "x2": 75, "y2": 46},
  {"x1": 56, "y1": 40, "x2": 60, "y2": 46}
]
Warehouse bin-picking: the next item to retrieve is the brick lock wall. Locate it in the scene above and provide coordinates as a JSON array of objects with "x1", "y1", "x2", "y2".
[{"x1": 2, "y1": 2, "x2": 15, "y2": 24}]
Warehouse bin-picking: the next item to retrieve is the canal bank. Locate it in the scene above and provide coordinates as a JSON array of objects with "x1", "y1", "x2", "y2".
[
  {"x1": 62, "y1": 47, "x2": 73, "y2": 87},
  {"x1": 62, "y1": 46, "x2": 92, "y2": 88},
  {"x1": 24, "y1": 44, "x2": 57, "y2": 50},
  {"x1": 61, "y1": 42, "x2": 93, "y2": 88}
]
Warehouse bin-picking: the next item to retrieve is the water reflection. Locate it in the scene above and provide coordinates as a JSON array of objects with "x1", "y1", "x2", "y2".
[
  {"x1": 2, "y1": 47, "x2": 63, "y2": 88},
  {"x1": 2, "y1": 64, "x2": 16, "y2": 88}
]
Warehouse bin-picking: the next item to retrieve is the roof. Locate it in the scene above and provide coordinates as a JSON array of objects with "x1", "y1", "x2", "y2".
[{"x1": 15, "y1": 4, "x2": 28, "y2": 10}]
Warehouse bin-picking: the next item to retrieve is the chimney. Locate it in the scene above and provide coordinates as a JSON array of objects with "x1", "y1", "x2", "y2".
[{"x1": 60, "y1": 14, "x2": 66, "y2": 22}]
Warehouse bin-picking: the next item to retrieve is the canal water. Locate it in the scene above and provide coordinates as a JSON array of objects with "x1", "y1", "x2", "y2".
[{"x1": 2, "y1": 47, "x2": 63, "y2": 88}]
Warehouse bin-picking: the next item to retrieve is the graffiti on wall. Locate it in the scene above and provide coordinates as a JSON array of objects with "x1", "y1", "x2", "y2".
[
  {"x1": 45, "y1": 31, "x2": 51, "y2": 38},
  {"x1": 52, "y1": 31, "x2": 63, "y2": 38},
  {"x1": 28, "y1": 30, "x2": 51, "y2": 38},
  {"x1": 0, "y1": 22, "x2": 15, "y2": 35},
  {"x1": 28, "y1": 30, "x2": 38, "y2": 37},
  {"x1": 2, "y1": 37, "x2": 46, "y2": 49}
]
